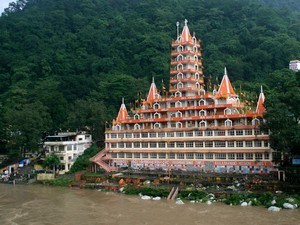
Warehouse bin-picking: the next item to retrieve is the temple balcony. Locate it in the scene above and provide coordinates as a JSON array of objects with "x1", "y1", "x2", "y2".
[
  {"x1": 171, "y1": 40, "x2": 201, "y2": 47},
  {"x1": 170, "y1": 77, "x2": 204, "y2": 83},
  {"x1": 170, "y1": 59, "x2": 202, "y2": 65},
  {"x1": 171, "y1": 50, "x2": 202, "y2": 57}
]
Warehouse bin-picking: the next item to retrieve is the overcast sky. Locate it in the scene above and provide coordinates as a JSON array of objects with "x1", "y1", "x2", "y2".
[{"x1": 0, "y1": 0, "x2": 14, "y2": 13}]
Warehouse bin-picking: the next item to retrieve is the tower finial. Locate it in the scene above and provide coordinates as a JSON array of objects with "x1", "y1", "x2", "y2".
[
  {"x1": 122, "y1": 97, "x2": 124, "y2": 104},
  {"x1": 152, "y1": 76, "x2": 155, "y2": 83},
  {"x1": 184, "y1": 19, "x2": 188, "y2": 26},
  {"x1": 260, "y1": 85, "x2": 263, "y2": 93},
  {"x1": 176, "y1": 21, "x2": 180, "y2": 39},
  {"x1": 224, "y1": 67, "x2": 227, "y2": 75}
]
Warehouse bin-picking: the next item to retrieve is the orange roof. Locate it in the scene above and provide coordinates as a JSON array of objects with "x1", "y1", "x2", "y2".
[
  {"x1": 256, "y1": 86, "x2": 266, "y2": 114},
  {"x1": 216, "y1": 67, "x2": 237, "y2": 98},
  {"x1": 146, "y1": 77, "x2": 159, "y2": 104},
  {"x1": 116, "y1": 98, "x2": 128, "y2": 123},
  {"x1": 180, "y1": 19, "x2": 193, "y2": 43}
]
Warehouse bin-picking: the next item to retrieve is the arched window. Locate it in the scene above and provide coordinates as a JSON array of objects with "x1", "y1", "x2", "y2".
[
  {"x1": 134, "y1": 114, "x2": 140, "y2": 120},
  {"x1": 154, "y1": 112, "x2": 161, "y2": 119},
  {"x1": 225, "y1": 119, "x2": 232, "y2": 127},
  {"x1": 177, "y1": 82, "x2": 183, "y2": 89},
  {"x1": 196, "y1": 82, "x2": 200, "y2": 89},
  {"x1": 192, "y1": 37, "x2": 196, "y2": 44},
  {"x1": 199, "y1": 120, "x2": 207, "y2": 128},
  {"x1": 177, "y1": 45, "x2": 183, "y2": 52},
  {"x1": 176, "y1": 111, "x2": 183, "y2": 117},
  {"x1": 177, "y1": 54, "x2": 183, "y2": 61},
  {"x1": 195, "y1": 73, "x2": 200, "y2": 79},
  {"x1": 154, "y1": 123, "x2": 161, "y2": 129},
  {"x1": 193, "y1": 46, "x2": 198, "y2": 52},
  {"x1": 175, "y1": 101, "x2": 182, "y2": 107},
  {"x1": 153, "y1": 103, "x2": 160, "y2": 109},
  {"x1": 194, "y1": 64, "x2": 199, "y2": 70},
  {"x1": 177, "y1": 64, "x2": 183, "y2": 70},
  {"x1": 199, "y1": 110, "x2": 206, "y2": 117},
  {"x1": 252, "y1": 118, "x2": 260, "y2": 126},
  {"x1": 177, "y1": 72, "x2": 184, "y2": 79},
  {"x1": 114, "y1": 124, "x2": 121, "y2": 131},
  {"x1": 176, "y1": 122, "x2": 182, "y2": 128},
  {"x1": 194, "y1": 55, "x2": 198, "y2": 62},
  {"x1": 134, "y1": 124, "x2": 141, "y2": 130},
  {"x1": 175, "y1": 91, "x2": 182, "y2": 97},
  {"x1": 224, "y1": 108, "x2": 231, "y2": 115},
  {"x1": 199, "y1": 99, "x2": 206, "y2": 106}
]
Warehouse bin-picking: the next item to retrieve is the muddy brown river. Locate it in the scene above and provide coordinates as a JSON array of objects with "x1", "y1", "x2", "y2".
[{"x1": 0, "y1": 184, "x2": 299, "y2": 225}]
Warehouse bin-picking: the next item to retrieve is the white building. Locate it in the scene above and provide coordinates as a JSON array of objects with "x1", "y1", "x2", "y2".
[
  {"x1": 44, "y1": 132, "x2": 92, "y2": 173},
  {"x1": 289, "y1": 60, "x2": 300, "y2": 72}
]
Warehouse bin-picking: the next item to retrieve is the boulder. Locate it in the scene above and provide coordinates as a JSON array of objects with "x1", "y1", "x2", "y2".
[
  {"x1": 241, "y1": 202, "x2": 248, "y2": 207},
  {"x1": 152, "y1": 197, "x2": 161, "y2": 201},
  {"x1": 268, "y1": 206, "x2": 281, "y2": 212},
  {"x1": 141, "y1": 195, "x2": 151, "y2": 200},
  {"x1": 283, "y1": 203, "x2": 295, "y2": 209},
  {"x1": 176, "y1": 199, "x2": 185, "y2": 205}
]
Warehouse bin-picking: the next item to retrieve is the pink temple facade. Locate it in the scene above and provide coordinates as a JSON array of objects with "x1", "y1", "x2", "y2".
[{"x1": 91, "y1": 20, "x2": 274, "y2": 174}]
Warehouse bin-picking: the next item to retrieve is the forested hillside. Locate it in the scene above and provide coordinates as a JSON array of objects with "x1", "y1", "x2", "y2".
[{"x1": 0, "y1": 0, "x2": 299, "y2": 157}]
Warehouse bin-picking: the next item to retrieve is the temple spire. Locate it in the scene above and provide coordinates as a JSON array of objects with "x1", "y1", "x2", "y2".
[
  {"x1": 256, "y1": 86, "x2": 266, "y2": 114},
  {"x1": 116, "y1": 98, "x2": 128, "y2": 123},
  {"x1": 216, "y1": 67, "x2": 237, "y2": 98},
  {"x1": 180, "y1": 18, "x2": 192, "y2": 43},
  {"x1": 146, "y1": 78, "x2": 159, "y2": 104}
]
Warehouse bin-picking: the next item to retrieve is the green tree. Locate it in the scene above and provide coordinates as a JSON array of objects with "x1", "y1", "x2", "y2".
[{"x1": 43, "y1": 154, "x2": 61, "y2": 173}]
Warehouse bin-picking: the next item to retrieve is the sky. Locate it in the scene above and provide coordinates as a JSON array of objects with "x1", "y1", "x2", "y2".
[{"x1": 0, "y1": 0, "x2": 14, "y2": 13}]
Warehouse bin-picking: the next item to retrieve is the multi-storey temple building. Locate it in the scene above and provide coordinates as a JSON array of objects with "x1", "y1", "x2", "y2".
[{"x1": 92, "y1": 20, "x2": 274, "y2": 174}]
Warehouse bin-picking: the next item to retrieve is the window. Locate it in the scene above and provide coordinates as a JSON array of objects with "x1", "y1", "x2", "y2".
[
  {"x1": 126, "y1": 143, "x2": 132, "y2": 148},
  {"x1": 168, "y1": 142, "x2": 175, "y2": 148},
  {"x1": 205, "y1": 130, "x2": 213, "y2": 136},
  {"x1": 236, "y1": 130, "x2": 243, "y2": 136},
  {"x1": 176, "y1": 132, "x2": 184, "y2": 137},
  {"x1": 215, "y1": 141, "x2": 226, "y2": 147},
  {"x1": 236, "y1": 153, "x2": 244, "y2": 160},
  {"x1": 118, "y1": 143, "x2": 124, "y2": 148},
  {"x1": 215, "y1": 130, "x2": 225, "y2": 136},
  {"x1": 141, "y1": 133, "x2": 148, "y2": 138},
  {"x1": 177, "y1": 153, "x2": 184, "y2": 159},
  {"x1": 254, "y1": 129, "x2": 261, "y2": 135},
  {"x1": 264, "y1": 141, "x2": 269, "y2": 147},
  {"x1": 142, "y1": 143, "x2": 148, "y2": 148},
  {"x1": 246, "y1": 153, "x2": 253, "y2": 160},
  {"x1": 158, "y1": 142, "x2": 165, "y2": 148},
  {"x1": 134, "y1": 133, "x2": 140, "y2": 138},
  {"x1": 60, "y1": 157, "x2": 64, "y2": 160},
  {"x1": 142, "y1": 153, "x2": 148, "y2": 158},
  {"x1": 195, "y1": 131, "x2": 203, "y2": 136},
  {"x1": 126, "y1": 153, "x2": 132, "y2": 158},
  {"x1": 67, "y1": 145, "x2": 72, "y2": 151},
  {"x1": 245, "y1": 141, "x2": 252, "y2": 147},
  {"x1": 169, "y1": 153, "x2": 175, "y2": 159},
  {"x1": 111, "y1": 134, "x2": 117, "y2": 138},
  {"x1": 176, "y1": 142, "x2": 184, "y2": 148},
  {"x1": 126, "y1": 133, "x2": 132, "y2": 138},
  {"x1": 205, "y1": 141, "x2": 213, "y2": 147},
  {"x1": 159, "y1": 153, "x2": 166, "y2": 159},
  {"x1": 195, "y1": 142, "x2": 203, "y2": 147},
  {"x1": 215, "y1": 153, "x2": 226, "y2": 159},
  {"x1": 227, "y1": 141, "x2": 234, "y2": 147},
  {"x1": 134, "y1": 153, "x2": 140, "y2": 158},
  {"x1": 186, "y1": 131, "x2": 193, "y2": 137},
  {"x1": 111, "y1": 153, "x2": 117, "y2": 158},
  {"x1": 186, "y1": 153, "x2": 194, "y2": 159},
  {"x1": 254, "y1": 141, "x2": 262, "y2": 147},
  {"x1": 245, "y1": 130, "x2": 252, "y2": 135},
  {"x1": 111, "y1": 143, "x2": 117, "y2": 148},
  {"x1": 227, "y1": 130, "x2": 235, "y2": 136},
  {"x1": 118, "y1": 133, "x2": 124, "y2": 138},
  {"x1": 264, "y1": 153, "x2": 269, "y2": 160},
  {"x1": 158, "y1": 132, "x2": 165, "y2": 137},
  {"x1": 236, "y1": 141, "x2": 243, "y2": 147},
  {"x1": 205, "y1": 153, "x2": 213, "y2": 159},
  {"x1": 195, "y1": 153, "x2": 204, "y2": 159},
  {"x1": 167, "y1": 132, "x2": 175, "y2": 137},
  {"x1": 150, "y1": 153, "x2": 157, "y2": 159},
  {"x1": 150, "y1": 142, "x2": 157, "y2": 148},
  {"x1": 255, "y1": 153, "x2": 263, "y2": 160},
  {"x1": 228, "y1": 153, "x2": 235, "y2": 160},
  {"x1": 118, "y1": 153, "x2": 124, "y2": 158},
  {"x1": 149, "y1": 132, "x2": 156, "y2": 138},
  {"x1": 186, "y1": 142, "x2": 194, "y2": 148},
  {"x1": 134, "y1": 142, "x2": 140, "y2": 148}
]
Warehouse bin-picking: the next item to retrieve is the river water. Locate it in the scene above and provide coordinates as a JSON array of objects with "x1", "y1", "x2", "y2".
[{"x1": 0, "y1": 184, "x2": 299, "y2": 225}]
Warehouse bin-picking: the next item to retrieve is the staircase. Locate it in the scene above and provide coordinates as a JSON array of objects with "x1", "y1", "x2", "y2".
[
  {"x1": 167, "y1": 187, "x2": 179, "y2": 200},
  {"x1": 91, "y1": 149, "x2": 118, "y2": 173}
]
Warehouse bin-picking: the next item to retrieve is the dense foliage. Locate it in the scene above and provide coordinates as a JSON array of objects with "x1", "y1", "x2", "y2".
[{"x1": 0, "y1": 0, "x2": 300, "y2": 159}]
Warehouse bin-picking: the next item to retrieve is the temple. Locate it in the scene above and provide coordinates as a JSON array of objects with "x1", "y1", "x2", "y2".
[{"x1": 91, "y1": 20, "x2": 274, "y2": 173}]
